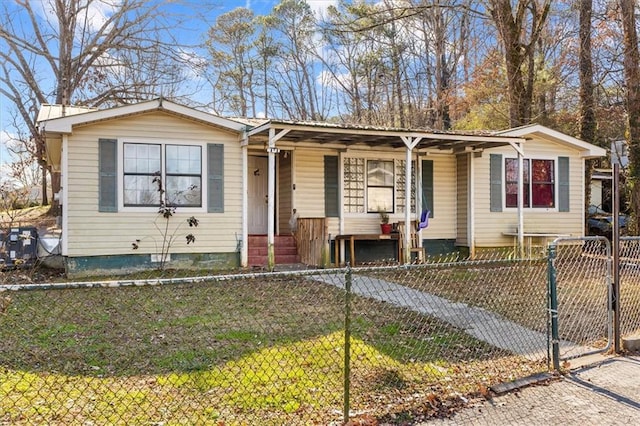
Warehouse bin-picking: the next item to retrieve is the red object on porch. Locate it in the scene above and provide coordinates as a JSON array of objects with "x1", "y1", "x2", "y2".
[
  {"x1": 248, "y1": 235, "x2": 300, "y2": 267},
  {"x1": 380, "y1": 223, "x2": 392, "y2": 234}
]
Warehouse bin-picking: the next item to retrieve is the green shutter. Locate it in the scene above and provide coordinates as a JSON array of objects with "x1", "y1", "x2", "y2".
[
  {"x1": 207, "y1": 144, "x2": 224, "y2": 213},
  {"x1": 324, "y1": 156, "x2": 339, "y2": 217},
  {"x1": 98, "y1": 139, "x2": 117, "y2": 212},
  {"x1": 558, "y1": 156, "x2": 570, "y2": 212},
  {"x1": 421, "y1": 159, "x2": 434, "y2": 217},
  {"x1": 490, "y1": 154, "x2": 503, "y2": 212}
]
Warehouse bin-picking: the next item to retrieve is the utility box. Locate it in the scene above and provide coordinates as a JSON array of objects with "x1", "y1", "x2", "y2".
[{"x1": 0, "y1": 227, "x2": 38, "y2": 268}]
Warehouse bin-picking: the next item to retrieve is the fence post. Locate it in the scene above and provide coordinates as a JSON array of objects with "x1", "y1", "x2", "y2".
[
  {"x1": 547, "y1": 243, "x2": 560, "y2": 371},
  {"x1": 343, "y1": 266, "x2": 352, "y2": 423}
]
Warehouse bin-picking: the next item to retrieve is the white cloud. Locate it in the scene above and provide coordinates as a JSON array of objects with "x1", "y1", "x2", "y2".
[
  {"x1": 31, "y1": 0, "x2": 119, "y2": 33},
  {"x1": 307, "y1": 0, "x2": 337, "y2": 18}
]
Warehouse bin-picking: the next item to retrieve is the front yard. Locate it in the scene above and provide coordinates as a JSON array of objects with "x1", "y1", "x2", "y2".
[{"x1": 0, "y1": 271, "x2": 545, "y2": 424}]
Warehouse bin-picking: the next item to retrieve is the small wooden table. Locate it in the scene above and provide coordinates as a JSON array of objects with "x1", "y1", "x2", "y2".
[
  {"x1": 503, "y1": 232, "x2": 570, "y2": 257},
  {"x1": 334, "y1": 233, "x2": 400, "y2": 267}
]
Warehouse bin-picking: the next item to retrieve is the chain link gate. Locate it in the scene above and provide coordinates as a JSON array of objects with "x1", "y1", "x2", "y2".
[{"x1": 548, "y1": 236, "x2": 612, "y2": 367}]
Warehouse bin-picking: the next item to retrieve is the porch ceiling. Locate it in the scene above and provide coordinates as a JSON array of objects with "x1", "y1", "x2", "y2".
[{"x1": 245, "y1": 120, "x2": 526, "y2": 152}]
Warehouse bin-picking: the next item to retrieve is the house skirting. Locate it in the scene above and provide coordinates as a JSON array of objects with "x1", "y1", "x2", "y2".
[{"x1": 64, "y1": 252, "x2": 239, "y2": 278}]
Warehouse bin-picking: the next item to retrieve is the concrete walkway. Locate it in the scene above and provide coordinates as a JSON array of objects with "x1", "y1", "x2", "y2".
[
  {"x1": 422, "y1": 354, "x2": 640, "y2": 425},
  {"x1": 313, "y1": 273, "x2": 595, "y2": 361}
]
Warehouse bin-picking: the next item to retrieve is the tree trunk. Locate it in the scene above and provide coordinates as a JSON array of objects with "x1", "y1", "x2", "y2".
[
  {"x1": 620, "y1": 0, "x2": 640, "y2": 232},
  {"x1": 579, "y1": 0, "x2": 596, "y2": 228},
  {"x1": 488, "y1": 0, "x2": 550, "y2": 127}
]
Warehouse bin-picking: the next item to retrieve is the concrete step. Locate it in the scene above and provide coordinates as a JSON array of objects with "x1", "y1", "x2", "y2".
[{"x1": 247, "y1": 235, "x2": 299, "y2": 266}]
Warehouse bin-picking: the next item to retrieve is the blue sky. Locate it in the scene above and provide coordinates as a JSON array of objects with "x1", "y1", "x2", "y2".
[{"x1": 0, "y1": 0, "x2": 336, "y2": 170}]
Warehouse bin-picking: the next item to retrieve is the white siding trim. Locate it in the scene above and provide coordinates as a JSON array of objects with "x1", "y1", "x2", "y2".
[{"x1": 62, "y1": 134, "x2": 69, "y2": 256}]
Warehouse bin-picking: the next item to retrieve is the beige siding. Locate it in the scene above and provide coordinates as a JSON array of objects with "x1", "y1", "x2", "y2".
[
  {"x1": 473, "y1": 140, "x2": 585, "y2": 247},
  {"x1": 294, "y1": 149, "x2": 326, "y2": 217},
  {"x1": 293, "y1": 149, "x2": 458, "y2": 239},
  {"x1": 278, "y1": 151, "x2": 293, "y2": 234},
  {"x1": 428, "y1": 154, "x2": 457, "y2": 239},
  {"x1": 456, "y1": 154, "x2": 469, "y2": 246},
  {"x1": 65, "y1": 112, "x2": 242, "y2": 257}
]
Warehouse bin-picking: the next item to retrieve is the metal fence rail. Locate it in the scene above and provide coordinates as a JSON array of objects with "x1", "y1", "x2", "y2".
[{"x1": 0, "y1": 254, "x2": 581, "y2": 424}]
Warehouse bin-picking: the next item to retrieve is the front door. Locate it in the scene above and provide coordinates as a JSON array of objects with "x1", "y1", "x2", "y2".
[{"x1": 248, "y1": 156, "x2": 269, "y2": 234}]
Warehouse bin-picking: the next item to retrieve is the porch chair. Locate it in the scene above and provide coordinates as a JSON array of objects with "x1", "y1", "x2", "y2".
[{"x1": 397, "y1": 220, "x2": 426, "y2": 264}]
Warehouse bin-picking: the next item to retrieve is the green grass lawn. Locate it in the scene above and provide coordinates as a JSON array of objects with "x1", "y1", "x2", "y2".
[{"x1": 0, "y1": 272, "x2": 546, "y2": 424}]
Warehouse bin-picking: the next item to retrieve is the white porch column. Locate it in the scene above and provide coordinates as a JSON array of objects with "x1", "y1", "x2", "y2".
[
  {"x1": 241, "y1": 140, "x2": 248, "y2": 267},
  {"x1": 517, "y1": 144, "x2": 524, "y2": 257},
  {"x1": 401, "y1": 136, "x2": 422, "y2": 264},
  {"x1": 267, "y1": 128, "x2": 277, "y2": 270}
]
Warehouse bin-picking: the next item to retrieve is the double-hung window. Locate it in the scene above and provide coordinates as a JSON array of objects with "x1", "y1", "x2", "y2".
[
  {"x1": 505, "y1": 158, "x2": 555, "y2": 208},
  {"x1": 123, "y1": 142, "x2": 202, "y2": 208},
  {"x1": 367, "y1": 160, "x2": 394, "y2": 213}
]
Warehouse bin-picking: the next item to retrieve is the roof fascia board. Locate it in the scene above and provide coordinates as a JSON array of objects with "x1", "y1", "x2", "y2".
[
  {"x1": 40, "y1": 99, "x2": 246, "y2": 134},
  {"x1": 499, "y1": 124, "x2": 606, "y2": 157}
]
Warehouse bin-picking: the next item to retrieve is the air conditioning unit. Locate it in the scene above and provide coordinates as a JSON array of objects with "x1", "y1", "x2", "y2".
[{"x1": 0, "y1": 227, "x2": 38, "y2": 268}]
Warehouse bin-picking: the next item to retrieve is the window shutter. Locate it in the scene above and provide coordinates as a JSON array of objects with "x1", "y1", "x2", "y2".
[
  {"x1": 324, "y1": 156, "x2": 339, "y2": 217},
  {"x1": 207, "y1": 144, "x2": 224, "y2": 213},
  {"x1": 558, "y1": 156, "x2": 570, "y2": 212},
  {"x1": 490, "y1": 154, "x2": 503, "y2": 212},
  {"x1": 421, "y1": 159, "x2": 434, "y2": 217},
  {"x1": 98, "y1": 139, "x2": 117, "y2": 212}
]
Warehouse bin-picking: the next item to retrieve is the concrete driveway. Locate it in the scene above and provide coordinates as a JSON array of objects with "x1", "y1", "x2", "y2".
[{"x1": 424, "y1": 354, "x2": 640, "y2": 425}]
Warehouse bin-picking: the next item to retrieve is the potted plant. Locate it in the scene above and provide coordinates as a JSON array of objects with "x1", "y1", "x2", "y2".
[{"x1": 378, "y1": 208, "x2": 392, "y2": 234}]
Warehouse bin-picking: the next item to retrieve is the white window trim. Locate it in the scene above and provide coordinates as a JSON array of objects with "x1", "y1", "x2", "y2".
[
  {"x1": 117, "y1": 138, "x2": 207, "y2": 213},
  {"x1": 503, "y1": 155, "x2": 559, "y2": 213}
]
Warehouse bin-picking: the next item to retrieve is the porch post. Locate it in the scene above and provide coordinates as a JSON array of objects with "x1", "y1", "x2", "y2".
[
  {"x1": 401, "y1": 136, "x2": 422, "y2": 264},
  {"x1": 517, "y1": 143, "x2": 524, "y2": 257},
  {"x1": 404, "y1": 146, "x2": 412, "y2": 264},
  {"x1": 241, "y1": 139, "x2": 248, "y2": 267},
  {"x1": 267, "y1": 128, "x2": 277, "y2": 270}
]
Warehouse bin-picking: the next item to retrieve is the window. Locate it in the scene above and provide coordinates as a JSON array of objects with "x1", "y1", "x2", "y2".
[
  {"x1": 367, "y1": 160, "x2": 394, "y2": 212},
  {"x1": 123, "y1": 142, "x2": 202, "y2": 208},
  {"x1": 165, "y1": 145, "x2": 202, "y2": 207},
  {"x1": 505, "y1": 158, "x2": 555, "y2": 208},
  {"x1": 123, "y1": 143, "x2": 161, "y2": 206}
]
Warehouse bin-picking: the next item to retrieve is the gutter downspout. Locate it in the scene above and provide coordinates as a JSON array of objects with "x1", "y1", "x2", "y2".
[{"x1": 469, "y1": 153, "x2": 475, "y2": 258}]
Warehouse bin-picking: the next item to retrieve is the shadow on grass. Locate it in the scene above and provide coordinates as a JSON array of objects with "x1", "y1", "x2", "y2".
[{"x1": 0, "y1": 273, "x2": 516, "y2": 378}]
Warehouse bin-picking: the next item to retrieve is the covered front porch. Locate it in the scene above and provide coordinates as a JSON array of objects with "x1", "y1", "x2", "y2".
[{"x1": 242, "y1": 121, "x2": 527, "y2": 269}]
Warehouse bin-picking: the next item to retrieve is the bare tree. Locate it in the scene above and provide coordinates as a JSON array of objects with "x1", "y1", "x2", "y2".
[
  {"x1": 266, "y1": 0, "x2": 325, "y2": 121},
  {"x1": 619, "y1": 0, "x2": 640, "y2": 230},
  {"x1": 485, "y1": 0, "x2": 551, "y2": 127},
  {"x1": 206, "y1": 7, "x2": 260, "y2": 118},
  {"x1": 0, "y1": 0, "x2": 201, "y2": 214}
]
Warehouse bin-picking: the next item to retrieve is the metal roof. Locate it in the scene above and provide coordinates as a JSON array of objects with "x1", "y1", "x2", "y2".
[{"x1": 246, "y1": 119, "x2": 526, "y2": 152}]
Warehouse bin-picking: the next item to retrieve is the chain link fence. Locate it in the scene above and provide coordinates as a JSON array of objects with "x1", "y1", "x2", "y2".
[
  {"x1": 0, "y1": 248, "x2": 615, "y2": 424},
  {"x1": 620, "y1": 236, "x2": 640, "y2": 338},
  {"x1": 548, "y1": 237, "x2": 612, "y2": 362}
]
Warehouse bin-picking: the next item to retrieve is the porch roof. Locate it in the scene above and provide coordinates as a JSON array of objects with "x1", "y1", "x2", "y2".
[{"x1": 245, "y1": 119, "x2": 526, "y2": 152}]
